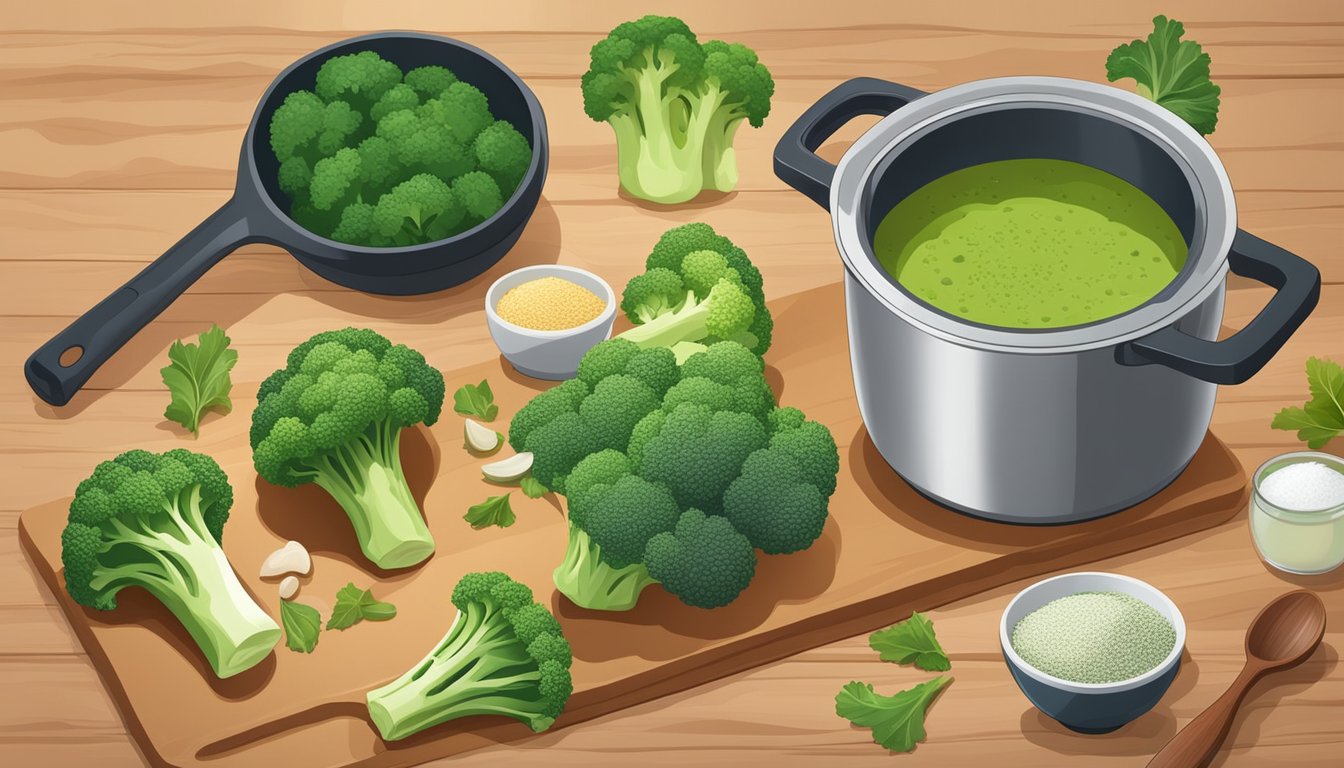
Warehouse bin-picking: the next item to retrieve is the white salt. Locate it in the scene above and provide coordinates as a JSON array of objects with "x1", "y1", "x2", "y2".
[{"x1": 1259, "y1": 461, "x2": 1344, "y2": 511}]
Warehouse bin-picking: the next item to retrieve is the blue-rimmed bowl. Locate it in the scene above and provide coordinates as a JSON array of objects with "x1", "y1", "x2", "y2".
[{"x1": 1000, "y1": 571, "x2": 1186, "y2": 733}]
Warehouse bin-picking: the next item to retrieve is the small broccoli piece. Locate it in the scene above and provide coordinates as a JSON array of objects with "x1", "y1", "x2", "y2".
[
  {"x1": 578, "y1": 374, "x2": 660, "y2": 452},
  {"x1": 451, "y1": 170, "x2": 504, "y2": 222},
  {"x1": 371, "y1": 173, "x2": 465, "y2": 245},
  {"x1": 637, "y1": 402, "x2": 768, "y2": 515},
  {"x1": 618, "y1": 278, "x2": 758, "y2": 354},
  {"x1": 330, "y1": 202, "x2": 384, "y2": 246},
  {"x1": 644, "y1": 509, "x2": 757, "y2": 608},
  {"x1": 277, "y1": 156, "x2": 313, "y2": 200},
  {"x1": 403, "y1": 65, "x2": 459, "y2": 99},
  {"x1": 625, "y1": 409, "x2": 666, "y2": 472},
  {"x1": 472, "y1": 120, "x2": 532, "y2": 195},
  {"x1": 309, "y1": 147, "x2": 362, "y2": 211},
  {"x1": 581, "y1": 16, "x2": 773, "y2": 203},
  {"x1": 370, "y1": 83, "x2": 421, "y2": 123},
  {"x1": 314, "y1": 50, "x2": 402, "y2": 115},
  {"x1": 268, "y1": 90, "x2": 364, "y2": 168},
  {"x1": 523, "y1": 411, "x2": 598, "y2": 493},
  {"x1": 365, "y1": 572, "x2": 573, "y2": 738},
  {"x1": 694, "y1": 40, "x2": 775, "y2": 192},
  {"x1": 420, "y1": 82, "x2": 494, "y2": 145},
  {"x1": 621, "y1": 268, "x2": 686, "y2": 324},
  {"x1": 508, "y1": 377, "x2": 589, "y2": 452},
  {"x1": 250, "y1": 328, "x2": 444, "y2": 569},
  {"x1": 770, "y1": 418, "x2": 840, "y2": 498},
  {"x1": 722, "y1": 446, "x2": 827, "y2": 554},
  {"x1": 354, "y1": 135, "x2": 402, "y2": 190},
  {"x1": 376, "y1": 109, "x2": 474, "y2": 182},
  {"x1": 60, "y1": 449, "x2": 281, "y2": 678}
]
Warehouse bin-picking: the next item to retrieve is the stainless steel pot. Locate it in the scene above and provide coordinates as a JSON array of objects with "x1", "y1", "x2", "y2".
[{"x1": 774, "y1": 77, "x2": 1319, "y2": 524}]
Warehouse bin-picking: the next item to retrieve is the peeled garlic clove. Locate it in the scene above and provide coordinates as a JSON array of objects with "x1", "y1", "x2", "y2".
[
  {"x1": 260, "y1": 540, "x2": 311, "y2": 579},
  {"x1": 464, "y1": 419, "x2": 502, "y2": 455},
  {"x1": 278, "y1": 575, "x2": 300, "y2": 601},
  {"x1": 482, "y1": 452, "x2": 533, "y2": 483}
]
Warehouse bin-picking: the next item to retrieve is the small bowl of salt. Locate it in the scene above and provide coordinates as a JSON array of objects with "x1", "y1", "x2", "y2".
[{"x1": 1250, "y1": 451, "x2": 1344, "y2": 575}]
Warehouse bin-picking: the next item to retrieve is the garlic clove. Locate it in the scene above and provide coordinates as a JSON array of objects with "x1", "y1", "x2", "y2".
[
  {"x1": 482, "y1": 452, "x2": 533, "y2": 483},
  {"x1": 278, "y1": 575, "x2": 300, "y2": 600},
  {"x1": 464, "y1": 419, "x2": 502, "y2": 455},
  {"x1": 260, "y1": 540, "x2": 311, "y2": 579}
]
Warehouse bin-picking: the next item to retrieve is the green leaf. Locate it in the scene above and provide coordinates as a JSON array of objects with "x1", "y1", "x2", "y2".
[
  {"x1": 464, "y1": 493, "x2": 515, "y2": 529},
  {"x1": 835, "y1": 677, "x2": 951, "y2": 753},
  {"x1": 1106, "y1": 15, "x2": 1221, "y2": 135},
  {"x1": 160, "y1": 324, "x2": 237, "y2": 436},
  {"x1": 868, "y1": 611, "x2": 951, "y2": 671},
  {"x1": 519, "y1": 476, "x2": 549, "y2": 499},
  {"x1": 453, "y1": 379, "x2": 499, "y2": 421},
  {"x1": 280, "y1": 600, "x2": 321, "y2": 653},
  {"x1": 327, "y1": 582, "x2": 397, "y2": 630},
  {"x1": 1272, "y1": 357, "x2": 1344, "y2": 449}
]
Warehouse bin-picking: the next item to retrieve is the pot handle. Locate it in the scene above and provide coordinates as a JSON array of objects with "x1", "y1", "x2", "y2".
[
  {"x1": 774, "y1": 77, "x2": 927, "y2": 210},
  {"x1": 1117, "y1": 230, "x2": 1320, "y2": 385}
]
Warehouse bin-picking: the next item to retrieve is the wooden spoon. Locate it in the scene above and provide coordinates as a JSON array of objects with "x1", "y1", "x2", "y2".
[{"x1": 1147, "y1": 589, "x2": 1326, "y2": 768}]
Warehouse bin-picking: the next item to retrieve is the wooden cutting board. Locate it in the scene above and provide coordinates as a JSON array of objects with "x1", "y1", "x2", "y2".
[{"x1": 18, "y1": 281, "x2": 1248, "y2": 768}]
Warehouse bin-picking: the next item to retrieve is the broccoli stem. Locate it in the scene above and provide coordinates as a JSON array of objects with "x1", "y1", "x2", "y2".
[
  {"x1": 310, "y1": 422, "x2": 435, "y2": 569},
  {"x1": 133, "y1": 521, "x2": 281, "y2": 678},
  {"x1": 617, "y1": 294, "x2": 710, "y2": 351},
  {"x1": 553, "y1": 525, "x2": 657, "y2": 612},
  {"x1": 366, "y1": 608, "x2": 555, "y2": 738}
]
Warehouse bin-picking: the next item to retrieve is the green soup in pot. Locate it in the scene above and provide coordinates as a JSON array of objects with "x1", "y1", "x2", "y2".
[{"x1": 873, "y1": 159, "x2": 1187, "y2": 329}]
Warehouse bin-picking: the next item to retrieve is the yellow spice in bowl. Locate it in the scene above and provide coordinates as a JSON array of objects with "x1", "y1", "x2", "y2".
[{"x1": 496, "y1": 276, "x2": 606, "y2": 331}]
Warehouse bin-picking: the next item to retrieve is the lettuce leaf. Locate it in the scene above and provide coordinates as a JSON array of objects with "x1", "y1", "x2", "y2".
[{"x1": 1106, "y1": 15, "x2": 1221, "y2": 135}]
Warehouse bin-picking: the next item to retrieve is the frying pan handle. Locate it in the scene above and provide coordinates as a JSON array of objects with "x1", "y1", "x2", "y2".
[
  {"x1": 774, "y1": 77, "x2": 926, "y2": 210},
  {"x1": 25, "y1": 198, "x2": 256, "y2": 406},
  {"x1": 1117, "y1": 230, "x2": 1320, "y2": 385}
]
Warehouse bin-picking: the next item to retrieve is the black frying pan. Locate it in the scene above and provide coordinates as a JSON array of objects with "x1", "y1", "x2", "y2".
[{"x1": 25, "y1": 31, "x2": 548, "y2": 406}]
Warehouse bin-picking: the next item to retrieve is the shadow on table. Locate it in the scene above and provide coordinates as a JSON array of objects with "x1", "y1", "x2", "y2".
[{"x1": 27, "y1": 197, "x2": 561, "y2": 418}]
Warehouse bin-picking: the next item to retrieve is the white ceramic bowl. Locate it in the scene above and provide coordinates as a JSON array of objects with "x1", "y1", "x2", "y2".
[
  {"x1": 485, "y1": 265, "x2": 616, "y2": 380},
  {"x1": 999, "y1": 571, "x2": 1186, "y2": 733}
]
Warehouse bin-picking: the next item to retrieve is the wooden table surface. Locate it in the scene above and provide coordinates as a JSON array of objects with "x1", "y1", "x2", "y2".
[{"x1": 2, "y1": 1, "x2": 1341, "y2": 766}]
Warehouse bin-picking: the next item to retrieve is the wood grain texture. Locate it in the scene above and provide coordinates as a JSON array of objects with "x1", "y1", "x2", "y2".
[{"x1": 1, "y1": 1, "x2": 1341, "y2": 766}]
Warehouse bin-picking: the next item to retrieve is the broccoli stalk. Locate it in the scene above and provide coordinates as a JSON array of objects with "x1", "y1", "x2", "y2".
[
  {"x1": 581, "y1": 16, "x2": 774, "y2": 204},
  {"x1": 250, "y1": 328, "x2": 445, "y2": 570},
  {"x1": 553, "y1": 525, "x2": 658, "y2": 612},
  {"x1": 60, "y1": 449, "x2": 281, "y2": 679},
  {"x1": 617, "y1": 279, "x2": 758, "y2": 356},
  {"x1": 365, "y1": 572, "x2": 573, "y2": 739}
]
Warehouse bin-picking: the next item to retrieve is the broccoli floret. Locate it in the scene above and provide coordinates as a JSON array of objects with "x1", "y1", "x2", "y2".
[
  {"x1": 310, "y1": 147, "x2": 363, "y2": 211},
  {"x1": 618, "y1": 279, "x2": 758, "y2": 361},
  {"x1": 620, "y1": 268, "x2": 686, "y2": 324},
  {"x1": 644, "y1": 509, "x2": 757, "y2": 608},
  {"x1": 365, "y1": 572, "x2": 572, "y2": 738},
  {"x1": 330, "y1": 201, "x2": 383, "y2": 246},
  {"x1": 451, "y1": 170, "x2": 504, "y2": 222},
  {"x1": 268, "y1": 90, "x2": 364, "y2": 169},
  {"x1": 376, "y1": 109, "x2": 474, "y2": 182},
  {"x1": 722, "y1": 446, "x2": 827, "y2": 554},
  {"x1": 250, "y1": 328, "x2": 444, "y2": 569},
  {"x1": 508, "y1": 377, "x2": 590, "y2": 452},
  {"x1": 523, "y1": 411, "x2": 598, "y2": 493},
  {"x1": 770, "y1": 418, "x2": 841, "y2": 498},
  {"x1": 637, "y1": 402, "x2": 768, "y2": 515},
  {"x1": 581, "y1": 16, "x2": 773, "y2": 204},
  {"x1": 578, "y1": 374, "x2": 660, "y2": 452},
  {"x1": 371, "y1": 173, "x2": 465, "y2": 246},
  {"x1": 403, "y1": 65, "x2": 459, "y2": 100},
  {"x1": 370, "y1": 83, "x2": 420, "y2": 123},
  {"x1": 278, "y1": 156, "x2": 313, "y2": 199},
  {"x1": 420, "y1": 82, "x2": 494, "y2": 145},
  {"x1": 473, "y1": 120, "x2": 532, "y2": 195},
  {"x1": 60, "y1": 449, "x2": 281, "y2": 678},
  {"x1": 314, "y1": 50, "x2": 402, "y2": 115}
]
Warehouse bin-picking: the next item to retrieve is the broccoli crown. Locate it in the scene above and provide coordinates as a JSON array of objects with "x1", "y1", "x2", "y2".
[
  {"x1": 527, "y1": 336, "x2": 839, "y2": 612},
  {"x1": 367, "y1": 571, "x2": 573, "y2": 738},
  {"x1": 618, "y1": 223, "x2": 772, "y2": 355},
  {"x1": 60, "y1": 449, "x2": 280, "y2": 678},
  {"x1": 580, "y1": 16, "x2": 772, "y2": 203},
  {"x1": 644, "y1": 509, "x2": 757, "y2": 608},
  {"x1": 250, "y1": 328, "x2": 444, "y2": 569},
  {"x1": 268, "y1": 50, "x2": 528, "y2": 247}
]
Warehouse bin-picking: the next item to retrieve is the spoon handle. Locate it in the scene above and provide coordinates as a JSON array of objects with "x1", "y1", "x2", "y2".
[{"x1": 1147, "y1": 665, "x2": 1263, "y2": 768}]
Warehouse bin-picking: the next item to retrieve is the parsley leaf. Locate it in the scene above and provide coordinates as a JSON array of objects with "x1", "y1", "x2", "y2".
[
  {"x1": 869, "y1": 612, "x2": 951, "y2": 671},
  {"x1": 519, "y1": 476, "x2": 549, "y2": 499},
  {"x1": 160, "y1": 324, "x2": 237, "y2": 436},
  {"x1": 835, "y1": 677, "x2": 951, "y2": 753},
  {"x1": 1272, "y1": 357, "x2": 1344, "y2": 449},
  {"x1": 465, "y1": 493, "x2": 516, "y2": 529},
  {"x1": 1106, "y1": 15, "x2": 1221, "y2": 135},
  {"x1": 326, "y1": 582, "x2": 397, "y2": 630},
  {"x1": 453, "y1": 379, "x2": 499, "y2": 421},
  {"x1": 280, "y1": 600, "x2": 321, "y2": 653}
]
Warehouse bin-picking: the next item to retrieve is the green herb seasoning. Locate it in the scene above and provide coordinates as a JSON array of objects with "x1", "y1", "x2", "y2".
[
  {"x1": 1010, "y1": 591, "x2": 1175, "y2": 684},
  {"x1": 874, "y1": 159, "x2": 1187, "y2": 329}
]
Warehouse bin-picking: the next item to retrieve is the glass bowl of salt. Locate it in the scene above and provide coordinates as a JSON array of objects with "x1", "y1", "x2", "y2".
[{"x1": 1250, "y1": 451, "x2": 1344, "y2": 575}]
